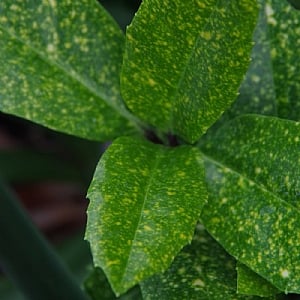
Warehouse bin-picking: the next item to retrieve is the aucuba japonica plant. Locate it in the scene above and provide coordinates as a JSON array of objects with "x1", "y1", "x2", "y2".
[{"x1": 1, "y1": 0, "x2": 300, "y2": 299}]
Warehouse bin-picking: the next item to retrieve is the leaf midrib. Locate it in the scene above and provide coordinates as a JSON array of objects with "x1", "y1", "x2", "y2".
[
  {"x1": 200, "y1": 151, "x2": 300, "y2": 213},
  {"x1": 0, "y1": 24, "x2": 129, "y2": 120},
  {"x1": 121, "y1": 147, "x2": 164, "y2": 284}
]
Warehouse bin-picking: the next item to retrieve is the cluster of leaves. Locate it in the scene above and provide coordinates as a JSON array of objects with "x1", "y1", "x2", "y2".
[{"x1": 0, "y1": 0, "x2": 300, "y2": 299}]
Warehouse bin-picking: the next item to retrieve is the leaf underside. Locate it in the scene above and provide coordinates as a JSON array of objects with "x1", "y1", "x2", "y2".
[
  {"x1": 200, "y1": 115, "x2": 300, "y2": 293},
  {"x1": 121, "y1": 0, "x2": 258, "y2": 143},
  {"x1": 0, "y1": 0, "x2": 134, "y2": 141},
  {"x1": 86, "y1": 136, "x2": 207, "y2": 295}
]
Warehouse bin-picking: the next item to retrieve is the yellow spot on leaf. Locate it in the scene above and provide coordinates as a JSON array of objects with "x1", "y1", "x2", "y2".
[
  {"x1": 144, "y1": 225, "x2": 152, "y2": 232},
  {"x1": 255, "y1": 167, "x2": 262, "y2": 174},
  {"x1": 280, "y1": 269, "x2": 289, "y2": 278},
  {"x1": 47, "y1": 44, "x2": 56, "y2": 53},
  {"x1": 148, "y1": 78, "x2": 157, "y2": 86},
  {"x1": 200, "y1": 31, "x2": 212, "y2": 40},
  {"x1": 167, "y1": 191, "x2": 176, "y2": 196},
  {"x1": 192, "y1": 278, "x2": 205, "y2": 288}
]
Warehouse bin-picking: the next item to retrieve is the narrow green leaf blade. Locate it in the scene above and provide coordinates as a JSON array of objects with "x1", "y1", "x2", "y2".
[
  {"x1": 237, "y1": 262, "x2": 280, "y2": 297},
  {"x1": 85, "y1": 136, "x2": 207, "y2": 295},
  {"x1": 0, "y1": 181, "x2": 88, "y2": 300},
  {"x1": 200, "y1": 115, "x2": 300, "y2": 293},
  {"x1": 0, "y1": 0, "x2": 135, "y2": 141},
  {"x1": 121, "y1": 0, "x2": 258, "y2": 143},
  {"x1": 141, "y1": 224, "x2": 268, "y2": 300}
]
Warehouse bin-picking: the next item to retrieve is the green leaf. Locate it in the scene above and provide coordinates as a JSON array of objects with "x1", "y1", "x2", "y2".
[
  {"x1": 84, "y1": 267, "x2": 142, "y2": 300},
  {"x1": 84, "y1": 267, "x2": 116, "y2": 300},
  {"x1": 228, "y1": 0, "x2": 300, "y2": 121},
  {"x1": 226, "y1": 4, "x2": 278, "y2": 119},
  {"x1": 199, "y1": 115, "x2": 300, "y2": 293},
  {"x1": 262, "y1": 0, "x2": 300, "y2": 120},
  {"x1": 200, "y1": 2, "x2": 278, "y2": 139},
  {"x1": 85, "y1": 136, "x2": 207, "y2": 295},
  {"x1": 201, "y1": 0, "x2": 300, "y2": 134},
  {"x1": 121, "y1": 0, "x2": 258, "y2": 143},
  {"x1": 237, "y1": 262, "x2": 280, "y2": 297},
  {"x1": 141, "y1": 223, "x2": 269, "y2": 300},
  {"x1": 0, "y1": 0, "x2": 136, "y2": 141}
]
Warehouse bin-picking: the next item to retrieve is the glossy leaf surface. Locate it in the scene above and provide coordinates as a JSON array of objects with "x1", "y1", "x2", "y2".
[
  {"x1": 0, "y1": 0, "x2": 135, "y2": 141},
  {"x1": 237, "y1": 262, "x2": 280, "y2": 297},
  {"x1": 86, "y1": 137, "x2": 207, "y2": 295},
  {"x1": 121, "y1": 0, "x2": 258, "y2": 143},
  {"x1": 200, "y1": 115, "x2": 300, "y2": 293},
  {"x1": 141, "y1": 224, "x2": 270, "y2": 300}
]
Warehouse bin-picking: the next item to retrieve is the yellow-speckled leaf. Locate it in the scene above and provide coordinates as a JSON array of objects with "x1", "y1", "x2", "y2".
[
  {"x1": 0, "y1": 0, "x2": 136, "y2": 141},
  {"x1": 237, "y1": 262, "x2": 280, "y2": 297},
  {"x1": 85, "y1": 136, "x2": 207, "y2": 295},
  {"x1": 199, "y1": 115, "x2": 300, "y2": 293},
  {"x1": 213, "y1": 0, "x2": 300, "y2": 123},
  {"x1": 121, "y1": 0, "x2": 258, "y2": 143},
  {"x1": 226, "y1": 4, "x2": 277, "y2": 119},
  {"x1": 262, "y1": 0, "x2": 300, "y2": 120},
  {"x1": 141, "y1": 224, "x2": 272, "y2": 300},
  {"x1": 199, "y1": 4, "x2": 278, "y2": 139}
]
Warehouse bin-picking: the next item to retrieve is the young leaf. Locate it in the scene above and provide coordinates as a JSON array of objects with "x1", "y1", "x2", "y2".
[
  {"x1": 199, "y1": 115, "x2": 300, "y2": 293},
  {"x1": 85, "y1": 136, "x2": 207, "y2": 295},
  {"x1": 0, "y1": 0, "x2": 136, "y2": 141},
  {"x1": 237, "y1": 262, "x2": 280, "y2": 297},
  {"x1": 141, "y1": 224, "x2": 271, "y2": 300},
  {"x1": 121, "y1": 0, "x2": 258, "y2": 143}
]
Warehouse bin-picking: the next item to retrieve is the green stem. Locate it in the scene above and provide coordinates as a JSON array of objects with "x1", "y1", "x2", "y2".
[{"x1": 0, "y1": 181, "x2": 88, "y2": 300}]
